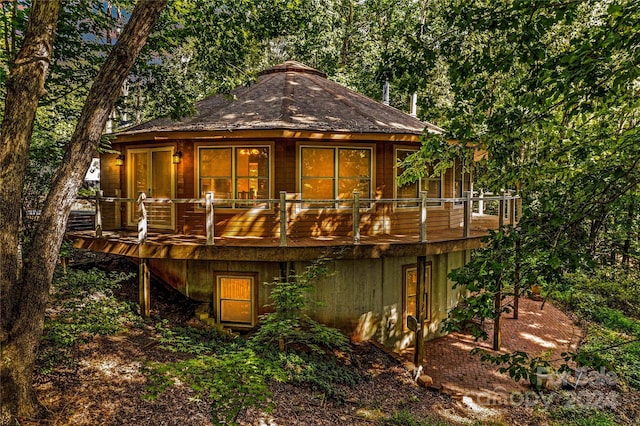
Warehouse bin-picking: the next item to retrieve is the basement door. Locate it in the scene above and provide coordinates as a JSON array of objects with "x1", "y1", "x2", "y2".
[{"x1": 127, "y1": 147, "x2": 175, "y2": 229}]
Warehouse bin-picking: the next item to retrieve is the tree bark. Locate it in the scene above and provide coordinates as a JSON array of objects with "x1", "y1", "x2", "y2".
[
  {"x1": 0, "y1": 0, "x2": 166, "y2": 422},
  {"x1": 0, "y1": 2, "x2": 61, "y2": 420}
]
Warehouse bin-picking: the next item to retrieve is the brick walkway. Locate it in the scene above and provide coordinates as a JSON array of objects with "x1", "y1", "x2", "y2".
[{"x1": 402, "y1": 297, "x2": 583, "y2": 405}]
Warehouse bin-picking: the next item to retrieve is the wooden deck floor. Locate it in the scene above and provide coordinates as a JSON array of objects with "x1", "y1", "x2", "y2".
[{"x1": 68, "y1": 214, "x2": 501, "y2": 261}]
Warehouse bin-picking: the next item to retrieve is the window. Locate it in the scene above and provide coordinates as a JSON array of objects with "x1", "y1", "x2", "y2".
[
  {"x1": 215, "y1": 273, "x2": 256, "y2": 326},
  {"x1": 453, "y1": 160, "x2": 472, "y2": 206},
  {"x1": 403, "y1": 263, "x2": 431, "y2": 330},
  {"x1": 395, "y1": 149, "x2": 442, "y2": 207},
  {"x1": 198, "y1": 146, "x2": 270, "y2": 208},
  {"x1": 300, "y1": 146, "x2": 372, "y2": 207}
]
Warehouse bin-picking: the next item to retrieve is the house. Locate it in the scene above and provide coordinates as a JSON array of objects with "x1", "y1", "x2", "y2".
[{"x1": 69, "y1": 61, "x2": 516, "y2": 351}]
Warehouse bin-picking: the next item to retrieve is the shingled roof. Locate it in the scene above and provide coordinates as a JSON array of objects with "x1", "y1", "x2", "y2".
[{"x1": 118, "y1": 61, "x2": 443, "y2": 136}]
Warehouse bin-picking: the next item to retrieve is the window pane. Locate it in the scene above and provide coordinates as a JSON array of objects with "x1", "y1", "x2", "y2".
[
  {"x1": 236, "y1": 147, "x2": 269, "y2": 177},
  {"x1": 407, "y1": 296, "x2": 416, "y2": 318},
  {"x1": 301, "y1": 178, "x2": 333, "y2": 199},
  {"x1": 339, "y1": 149, "x2": 370, "y2": 177},
  {"x1": 338, "y1": 178, "x2": 370, "y2": 199},
  {"x1": 302, "y1": 148, "x2": 334, "y2": 177},
  {"x1": 220, "y1": 277, "x2": 252, "y2": 299},
  {"x1": 220, "y1": 300, "x2": 252, "y2": 323},
  {"x1": 236, "y1": 178, "x2": 269, "y2": 199},
  {"x1": 201, "y1": 148, "x2": 232, "y2": 177}
]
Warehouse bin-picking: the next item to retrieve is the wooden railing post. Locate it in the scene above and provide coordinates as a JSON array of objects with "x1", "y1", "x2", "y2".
[
  {"x1": 463, "y1": 190, "x2": 472, "y2": 238},
  {"x1": 478, "y1": 189, "x2": 484, "y2": 215},
  {"x1": 419, "y1": 191, "x2": 427, "y2": 242},
  {"x1": 352, "y1": 191, "x2": 360, "y2": 245},
  {"x1": 206, "y1": 191, "x2": 214, "y2": 245},
  {"x1": 114, "y1": 188, "x2": 121, "y2": 229},
  {"x1": 279, "y1": 191, "x2": 287, "y2": 247},
  {"x1": 95, "y1": 190, "x2": 103, "y2": 238},
  {"x1": 137, "y1": 192, "x2": 147, "y2": 243}
]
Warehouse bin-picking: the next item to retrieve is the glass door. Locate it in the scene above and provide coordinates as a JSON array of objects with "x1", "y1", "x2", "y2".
[{"x1": 128, "y1": 147, "x2": 175, "y2": 229}]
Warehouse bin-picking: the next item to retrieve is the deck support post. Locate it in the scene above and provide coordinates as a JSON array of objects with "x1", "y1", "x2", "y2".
[
  {"x1": 463, "y1": 190, "x2": 472, "y2": 238},
  {"x1": 498, "y1": 192, "x2": 505, "y2": 228},
  {"x1": 95, "y1": 190, "x2": 103, "y2": 238},
  {"x1": 137, "y1": 192, "x2": 147, "y2": 243},
  {"x1": 509, "y1": 195, "x2": 516, "y2": 224},
  {"x1": 114, "y1": 188, "x2": 121, "y2": 229},
  {"x1": 419, "y1": 191, "x2": 427, "y2": 242},
  {"x1": 352, "y1": 191, "x2": 360, "y2": 245},
  {"x1": 414, "y1": 255, "x2": 427, "y2": 368},
  {"x1": 139, "y1": 258, "x2": 150, "y2": 318},
  {"x1": 279, "y1": 191, "x2": 287, "y2": 247},
  {"x1": 206, "y1": 191, "x2": 214, "y2": 245}
]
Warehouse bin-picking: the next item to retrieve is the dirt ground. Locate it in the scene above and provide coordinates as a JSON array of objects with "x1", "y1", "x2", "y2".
[{"x1": 30, "y1": 256, "x2": 640, "y2": 425}]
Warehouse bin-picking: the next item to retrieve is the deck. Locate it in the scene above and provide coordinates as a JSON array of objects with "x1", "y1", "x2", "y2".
[{"x1": 68, "y1": 213, "x2": 502, "y2": 262}]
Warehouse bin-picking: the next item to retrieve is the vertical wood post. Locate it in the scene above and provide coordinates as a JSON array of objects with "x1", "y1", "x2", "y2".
[
  {"x1": 137, "y1": 191, "x2": 147, "y2": 243},
  {"x1": 139, "y1": 258, "x2": 150, "y2": 318},
  {"x1": 419, "y1": 191, "x2": 427, "y2": 242},
  {"x1": 509, "y1": 196, "x2": 516, "y2": 224},
  {"x1": 206, "y1": 191, "x2": 214, "y2": 245},
  {"x1": 514, "y1": 232, "x2": 521, "y2": 319},
  {"x1": 463, "y1": 190, "x2": 472, "y2": 238},
  {"x1": 352, "y1": 191, "x2": 360, "y2": 245},
  {"x1": 114, "y1": 188, "x2": 121, "y2": 229},
  {"x1": 478, "y1": 189, "x2": 484, "y2": 215},
  {"x1": 95, "y1": 189, "x2": 103, "y2": 238},
  {"x1": 498, "y1": 192, "x2": 505, "y2": 228},
  {"x1": 414, "y1": 255, "x2": 427, "y2": 368},
  {"x1": 493, "y1": 276, "x2": 502, "y2": 351},
  {"x1": 279, "y1": 191, "x2": 287, "y2": 247}
]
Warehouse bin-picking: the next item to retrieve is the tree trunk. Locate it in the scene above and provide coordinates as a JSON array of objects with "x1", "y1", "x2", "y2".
[
  {"x1": 493, "y1": 276, "x2": 502, "y2": 351},
  {"x1": 0, "y1": 1, "x2": 166, "y2": 422},
  {"x1": 0, "y1": 2, "x2": 61, "y2": 420}
]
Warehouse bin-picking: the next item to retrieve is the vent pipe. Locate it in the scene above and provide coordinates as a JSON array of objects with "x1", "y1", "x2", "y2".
[
  {"x1": 382, "y1": 80, "x2": 390, "y2": 105},
  {"x1": 410, "y1": 92, "x2": 418, "y2": 117}
]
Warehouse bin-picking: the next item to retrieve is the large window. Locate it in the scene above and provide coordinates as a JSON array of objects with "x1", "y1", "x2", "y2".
[
  {"x1": 395, "y1": 149, "x2": 442, "y2": 208},
  {"x1": 403, "y1": 263, "x2": 431, "y2": 330},
  {"x1": 300, "y1": 146, "x2": 372, "y2": 207},
  {"x1": 215, "y1": 273, "x2": 256, "y2": 326},
  {"x1": 198, "y1": 146, "x2": 270, "y2": 208}
]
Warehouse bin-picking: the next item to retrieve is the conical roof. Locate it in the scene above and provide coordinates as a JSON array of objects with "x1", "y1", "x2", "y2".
[{"x1": 118, "y1": 61, "x2": 443, "y2": 136}]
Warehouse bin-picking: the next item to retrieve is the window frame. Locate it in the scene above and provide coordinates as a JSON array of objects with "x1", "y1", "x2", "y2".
[
  {"x1": 298, "y1": 144, "x2": 374, "y2": 209},
  {"x1": 214, "y1": 272, "x2": 258, "y2": 327},
  {"x1": 196, "y1": 144, "x2": 272, "y2": 209},
  {"x1": 402, "y1": 262, "x2": 432, "y2": 332},
  {"x1": 394, "y1": 148, "x2": 444, "y2": 209}
]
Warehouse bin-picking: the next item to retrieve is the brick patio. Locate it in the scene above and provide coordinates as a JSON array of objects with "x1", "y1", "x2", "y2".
[{"x1": 402, "y1": 297, "x2": 583, "y2": 405}]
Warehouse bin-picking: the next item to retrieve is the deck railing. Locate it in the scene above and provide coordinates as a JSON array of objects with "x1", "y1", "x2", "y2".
[{"x1": 73, "y1": 190, "x2": 520, "y2": 247}]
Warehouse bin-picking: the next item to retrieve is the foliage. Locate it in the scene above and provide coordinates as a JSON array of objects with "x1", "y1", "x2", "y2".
[
  {"x1": 441, "y1": 226, "x2": 518, "y2": 341},
  {"x1": 471, "y1": 348, "x2": 564, "y2": 389},
  {"x1": 38, "y1": 268, "x2": 137, "y2": 374},
  {"x1": 143, "y1": 345, "x2": 285, "y2": 425},
  {"x1": 548, "y1": 407, "x2": 618, "y2": 426},
  {"x1": 252, "y1": 255, "x2": 351, "y2": 354},
  {"x1": 154, "y1": 320, "x2": 228, "y2": 355},
  {"x1": 143, "y1": 322, "x2": 365, "y2": 423},
  {"x1": 379, "y1": 409, "x2": 450, "y2": 426},
  {"x1": 552, "y1": 269, "x2": 640, "y2": 390}
]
